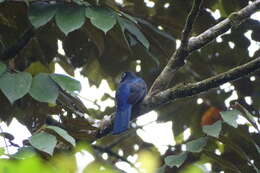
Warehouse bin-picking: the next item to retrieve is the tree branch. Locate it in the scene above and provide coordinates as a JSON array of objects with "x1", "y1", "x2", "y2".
[
  {"x1": 0, "y1": 27, "x2": 34, "y2": 61},
  {"x1": 149, "y1": 0, "x2": 260, "y2": 94},
  {"x1": 188, "y1": 0, "x2": 260, "y2": 52},
  {"x1": 141, "y1": 57, "x2": 260, "y2": 114}
]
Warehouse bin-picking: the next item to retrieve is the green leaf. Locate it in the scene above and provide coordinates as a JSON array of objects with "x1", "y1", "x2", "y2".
[
  {"x1": 0, "y1": 62, "x2": 7, "y2": 76},
  {"x1": 85, "y1": 7, "x2": 117, "y2": 33},
  {"x1": 28, "y1": 2, "x2": 57, "y2": 28},
  {"x1": 118, "y1": 16, "x2": 149, "y2": 49},
  {"x1": 29, "y1": 132, "x2": 57, "y2": 155},
  {"x1": 29, "y1": 73, "x2": 59, "y2": 104},
  {"x1": 164, "y1": 151, "x2": 188, "y2": 168},
  {"x1": 156, "y1": 165, "x2": 166, "y2": 173},
  {"x1": 0, "y1": 72, "x2": 32, "y2": 104},
  {"x1": 220, "y1": 110, "x2": 239, "y2": 128},
  {"x1": 0, "y1": 0, "x2": 5, "y2": 3},
  {"x1": 50, "y1": 74, "x2": 81, "y2": 93},
  {"x1": 12, "y1": 147, "x2": 36, "y2": 159},
  {"x1": 46, "y1": 125, "x2": 76, "y2": 146},
  {"x1": 56, "y1": 5, "x2": 86, "y2": 35},
  {"x1": 202, "y1": 120, "x2": 222, "y2": 138},
  {"x1": 186, "y1": 137, "x2": 208, "y2": 153}
]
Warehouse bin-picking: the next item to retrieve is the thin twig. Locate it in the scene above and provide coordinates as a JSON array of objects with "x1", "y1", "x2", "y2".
[{"x1": 180, "y1": 0, "x2": 203, "y2": 49}]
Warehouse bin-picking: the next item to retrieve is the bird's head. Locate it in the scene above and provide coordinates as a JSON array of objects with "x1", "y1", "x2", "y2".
[{"x1": 120, "y1": 72, "x2": 137, "y2": 82}]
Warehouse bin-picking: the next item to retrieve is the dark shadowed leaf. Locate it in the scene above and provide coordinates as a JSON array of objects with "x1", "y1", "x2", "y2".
[
  {"x1": 165, "y1": 151, "x2": 188, "y2": 168},
  {"x1": 46, "y1": 125, "x2": 76, "y2": 146},
  {"x1": 50, "y1": 74, "x2": 81, "y2": 94},
  {"x1": 186, "y1": 137, "x2": 208, "y2": 153},
  {"x1": 28, "y1": 2, "x2": 57, "y2": 28},
  {"x1": 137, "y1": 18, "x2": 175, "y2": 41},
  {"x1": 117, "y1": 16, "x2": 149, "y2": 49},
  {"x1": 25, "y1": 61, "x2": 53, "y2": 75},
  {"x1": 204, "y1": 151, "x2": 241, "y2": 172},
  {"x1": 29, "y1": 73, "x2": 59, "y2": 104},
  {"x1": 202, "y1": 120, "x2": 222, "y2": 138},
  {"x1": 29, "y1": 132, "x2": 57, "y2": 155},
  {"x1": 85, "y1": 7, "x2": 117, "y2": 33},
  {"x1": 56, "y1": 5, "x2": 86, "y2": 35},
  {"x1": 0, "y1": 62, "x2": 6, "y2": 76},
  {"x1": 0, "y1": 72, "x2": 32, "y2": 104},
  {"x1": 220, "y1": 110, "x2": 239, "y2": 128}
]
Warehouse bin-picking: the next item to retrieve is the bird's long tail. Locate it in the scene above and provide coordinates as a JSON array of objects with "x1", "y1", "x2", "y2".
[{"x1": 112, "y1": 104, "x2": 132, "y2": 135}]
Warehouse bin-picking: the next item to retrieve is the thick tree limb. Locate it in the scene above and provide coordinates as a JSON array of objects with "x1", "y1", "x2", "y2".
[
  {"x1": 149, "y1": 0, "x2": 260, "y2": 94},
  {"x1": 149, "y1": 0, "x2": 204, "y2": 94},
  {"x1": 141, "y1": 57, "x2": 260, "y2": 113}
]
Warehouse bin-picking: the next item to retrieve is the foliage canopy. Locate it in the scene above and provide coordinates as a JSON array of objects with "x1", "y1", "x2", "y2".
[{"x1": 0, "y1": 0, "x2": 259, "y2": 172}]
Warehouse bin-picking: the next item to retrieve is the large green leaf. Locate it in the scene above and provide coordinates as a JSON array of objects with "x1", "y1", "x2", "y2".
[
  {"x1": 29, "y1": 132, "x2": 57, "y2": 155},
  {"x1": 118, "y1": 16, "x2": 149, "y2": 49},
  {"x1": 0, "y1": 72, "x2": 32, "y2": 104},
  {"x1": 164, "y1": 151, "x2": 188, "y2": 168},
  {"x1": 85, "y1": 7, "x2": 116, "y2": 33},
  {"x1": 55, "y1": 5, "x2": 86, "y2": 35},
  {"x1": 0, "y1": 62, "x2": 6, "y2": 76},
  {"x1": 29, "y1": 73, "x2": 59, "y2": 104},
  {"x1": 220, "y1": 110, "x2": 239, "y2": 128},
  {"x1": 28, "y1": 2, "x2": 57, "y2": 28},
  {"x1": 202, "y1": 120, "x2": 222, "y2": 138},
  {"x1": 50, "y1": 74, "x2": 81, "y2": 94},
  {"x1": 46, "y1": 125, "x2": 76, "y2": 146},
  {"x1": 186, "y1": 137, "x2": 208, "y2": 153}
]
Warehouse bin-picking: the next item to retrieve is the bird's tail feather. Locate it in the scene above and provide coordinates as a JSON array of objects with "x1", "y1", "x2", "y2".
[{"x1": 112, "y1": 104, "x2": 132, "y2": 135}]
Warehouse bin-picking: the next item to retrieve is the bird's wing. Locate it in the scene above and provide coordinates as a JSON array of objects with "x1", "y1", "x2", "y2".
[{"x1": 127, "y1": 79, "x2": 147, "y2": 105}]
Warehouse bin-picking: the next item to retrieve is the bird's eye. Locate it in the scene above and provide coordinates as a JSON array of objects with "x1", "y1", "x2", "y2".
[{"x1": 120, "y1": 72, "x2": 127, "y2": 82}]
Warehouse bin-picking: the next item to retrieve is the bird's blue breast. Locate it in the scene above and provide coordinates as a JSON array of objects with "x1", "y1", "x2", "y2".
[{"x1": 112, "y1": 73, "x2": 147, "y2": 135}]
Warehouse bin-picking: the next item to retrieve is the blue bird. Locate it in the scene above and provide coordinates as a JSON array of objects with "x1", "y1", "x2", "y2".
[{"x1": 112, "y1": 72, "x2": 147, "y2": 135}]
